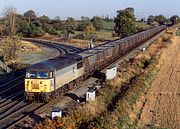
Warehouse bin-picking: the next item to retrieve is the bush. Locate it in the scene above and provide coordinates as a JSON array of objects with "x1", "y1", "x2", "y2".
[
  {"x1": 30, "y1": 27, "x2": 45, "y2": 37},
  {"x1": 73, "y1": 34, "x2": 85, "y2": 39}
]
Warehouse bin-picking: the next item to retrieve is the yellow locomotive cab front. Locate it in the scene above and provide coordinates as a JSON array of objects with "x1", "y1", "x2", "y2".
[
  {"x1": 25, "y1": 71, "x2": 54, "y2": 93},
  {"x1": 25, "y1": 79, "x2": 54, "y2": 92}
]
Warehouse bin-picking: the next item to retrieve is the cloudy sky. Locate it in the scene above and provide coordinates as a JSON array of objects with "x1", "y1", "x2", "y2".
[{"x1": 0, "y1": 0, "x2": 179, "y2": 19}]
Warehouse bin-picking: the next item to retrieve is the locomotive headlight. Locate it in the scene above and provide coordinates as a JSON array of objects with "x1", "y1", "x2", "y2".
[
  {"x1": 40, "y1": 81, "x2": 43, "y2": 84},
  {"x1": 44, "y1": 85, "x2": 47, "y2": 89}
]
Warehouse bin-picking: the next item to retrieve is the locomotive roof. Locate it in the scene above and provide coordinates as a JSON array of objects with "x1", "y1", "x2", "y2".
[
  {"x1": 108, "y1": 40, "x2": 125, "y2": 45},
  {"x1": 79, "y1": 49, "x2": 102, "y2": 58},
  {"x1": 101, "y1": 43, "x2": 115, "y2": 47},
  {"x1": 27, "y1": 54, "x2": 82, "y2": 71},
  {"x1": 94, "y1": 46, "x2": 112, "y2": 50}
]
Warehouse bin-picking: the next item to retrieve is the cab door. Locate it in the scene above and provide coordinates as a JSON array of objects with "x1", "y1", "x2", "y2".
[
  {"x1": 50, "y1": 71, "x2": 55, "y2": 91},
  {"x1": 72, "y1": 65, "x2": 77, "y2": 78}
]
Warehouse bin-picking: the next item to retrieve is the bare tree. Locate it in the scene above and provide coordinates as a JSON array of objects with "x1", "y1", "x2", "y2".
[
  {"x1": 3, "y1": 7, "x2": 17, "y2": 36},
  {"x1": 0, "y1": 36, "x2": 21, "y2": 62}
]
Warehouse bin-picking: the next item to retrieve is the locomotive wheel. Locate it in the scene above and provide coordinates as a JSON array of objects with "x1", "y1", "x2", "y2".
[{"x1": 26, "y1": 94, "x2": 34, "y2": 103}]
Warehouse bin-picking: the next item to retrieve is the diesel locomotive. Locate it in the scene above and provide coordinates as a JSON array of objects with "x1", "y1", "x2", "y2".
[{"x1": 25, "y1": 25, "x2": 166, "y2": 102}]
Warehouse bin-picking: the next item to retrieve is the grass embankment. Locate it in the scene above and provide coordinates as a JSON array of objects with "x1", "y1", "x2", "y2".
[{"x1": 34, "y1": 26, "x2": 176, "y2": 129}]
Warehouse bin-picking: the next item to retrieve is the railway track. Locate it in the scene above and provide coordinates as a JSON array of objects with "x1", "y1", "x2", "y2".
[
  {"x1": 0, "y1": 75, "x2": 24, "y2": 100},
  {"x1": 23, "y1": 38, "x2": 83, "y2": 56},
  {"x1": 0, "y1": 76, "x2": 25, "y2": 129},
  {"x1": 4, "y1": 97, "x2": 64, "y2": 129},
  {"x1": 0, "y1": 75, "x2": 24, "y2": 91},
  {"x1": 0, "y1": 102, "x2": 46, "y2": 129}
]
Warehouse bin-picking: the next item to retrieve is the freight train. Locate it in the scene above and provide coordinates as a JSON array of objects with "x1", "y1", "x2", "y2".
[{"x1": 25, "y1": 26, "x2": 166, "y2": 102}]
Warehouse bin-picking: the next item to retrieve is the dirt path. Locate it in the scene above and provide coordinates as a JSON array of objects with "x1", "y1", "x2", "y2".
[{"x1": 138, "y1": 36, "x2": 180, "y2": 129}]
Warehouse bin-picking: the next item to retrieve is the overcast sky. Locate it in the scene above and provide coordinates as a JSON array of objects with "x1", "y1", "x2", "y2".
[{"x1": 0, "y1": 0, "x2": 180, "y2": 20}]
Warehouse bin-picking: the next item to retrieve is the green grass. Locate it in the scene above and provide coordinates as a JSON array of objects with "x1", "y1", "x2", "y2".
[
  {"x1": 96, "y1": 31, "x2": 113, "y2": 38},
  {"x1": 136, "y1": 22, "x2": 152, "y2": 30},
  {"x1": 102, "y1": 21, "x2": 115, "y2": 31},
  {"x1": 102, "y1": 21, "x2": 152, "y2": 32},
  {"x1": 34, "y1": 50, "x2": 47, "y2": 55}
]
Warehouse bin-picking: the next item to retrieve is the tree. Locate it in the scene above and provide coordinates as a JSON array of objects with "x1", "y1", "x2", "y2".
[
  {"x1": 38, "y1": 15, "x2": 57, "y2": 34},
  {"x1": 39, "y1": 15, "x2": 51, "y2": 24},
  {"x1": 62, "y1": 17, "x2": 76, "y2": 37},
  {"x1": 170, "y1": 15, "x2": 179, "y2": 24},
  {"x1": 52, "y1": 18, "x2": 63, "y2": 31},
  {"x1": 125, "y1": 7, "x2": 135, "y2": 13},
  {"x1": 147, "y1": 15, "x2": 155, "y2": 23},
  {"x1": 43, "y1": 23, "x2": 57, "y2": 34},
  {"x1": 85, "y1": 24, "x2": 96, "y2": 39},
  {"x1": 77, "y1": 16, "x2": 91, "y2": 31},
  {"x1": 29, "y1": 23, "x2": 45, "y2": 37},
  {"x1": 91, "y1": 16, "x2": 103, "y2": 31},
  {"x1": 31, "y1": 27, "x2": 45, "y2": 37},
  {"x1": 24, "y1": 10, "x2": 36, "y2": 22},
  {"x1": 17, "y1": 20, "x2": 31, "y2": 36},
  {"x1": 3, "y1": 7, "x2": 17, "y2": 36},
  {"x1": 114, "y1": 7, "x2": 136, "y2": 37},
  {"x1": 154, "y1": 15, "x2": 166, "y2": 25},
  {"x1": 0, "y1": 36, "x2": 21, "y2": 61}
]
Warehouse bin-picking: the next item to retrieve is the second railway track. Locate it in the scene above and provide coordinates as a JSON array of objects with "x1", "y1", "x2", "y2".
[{"x1": 23, "y1": 38, "x2": 83, "y2": 56}]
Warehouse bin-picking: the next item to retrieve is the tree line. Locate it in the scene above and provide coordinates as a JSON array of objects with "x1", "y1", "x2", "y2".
[
  {"x1": 0, "y1": 7, "x2": 179, "y2": 39},
  {"x1": 114, "y1": 7, "x2": 180, "y2": 38},
  {"x1": 0, "y1": 8, "x2": 108, "y2": 39},
  {"x1": 147, "y1": 14, "x2": 180, "y2": 25}
]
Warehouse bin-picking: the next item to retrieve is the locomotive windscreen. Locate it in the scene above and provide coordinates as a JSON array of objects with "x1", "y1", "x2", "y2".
[{"x1": 26, "y1": 71, "x2": 49, "y2": 79}]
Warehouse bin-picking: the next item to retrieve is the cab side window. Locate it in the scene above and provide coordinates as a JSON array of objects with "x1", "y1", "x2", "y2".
[{"x1": 77, "y1": 62, "x2": 83, "y2": 69}]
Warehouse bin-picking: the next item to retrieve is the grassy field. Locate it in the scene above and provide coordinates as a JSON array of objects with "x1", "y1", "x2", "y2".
[
  {"x1": 102, "y1": 21, "x2": 152, "y2": 31},
  {"x1": 97, "y1": 21, "x2": 115, "y2": 40},
  {"x1": 97, "y1": 21, "x2": 152, "y2": 40},
  {"x1": 102, "y1": 21, "x2": 115, "y2": 31},
  {"x1": 135, "y1": 22, "x2": 152, "y2": 30}
]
